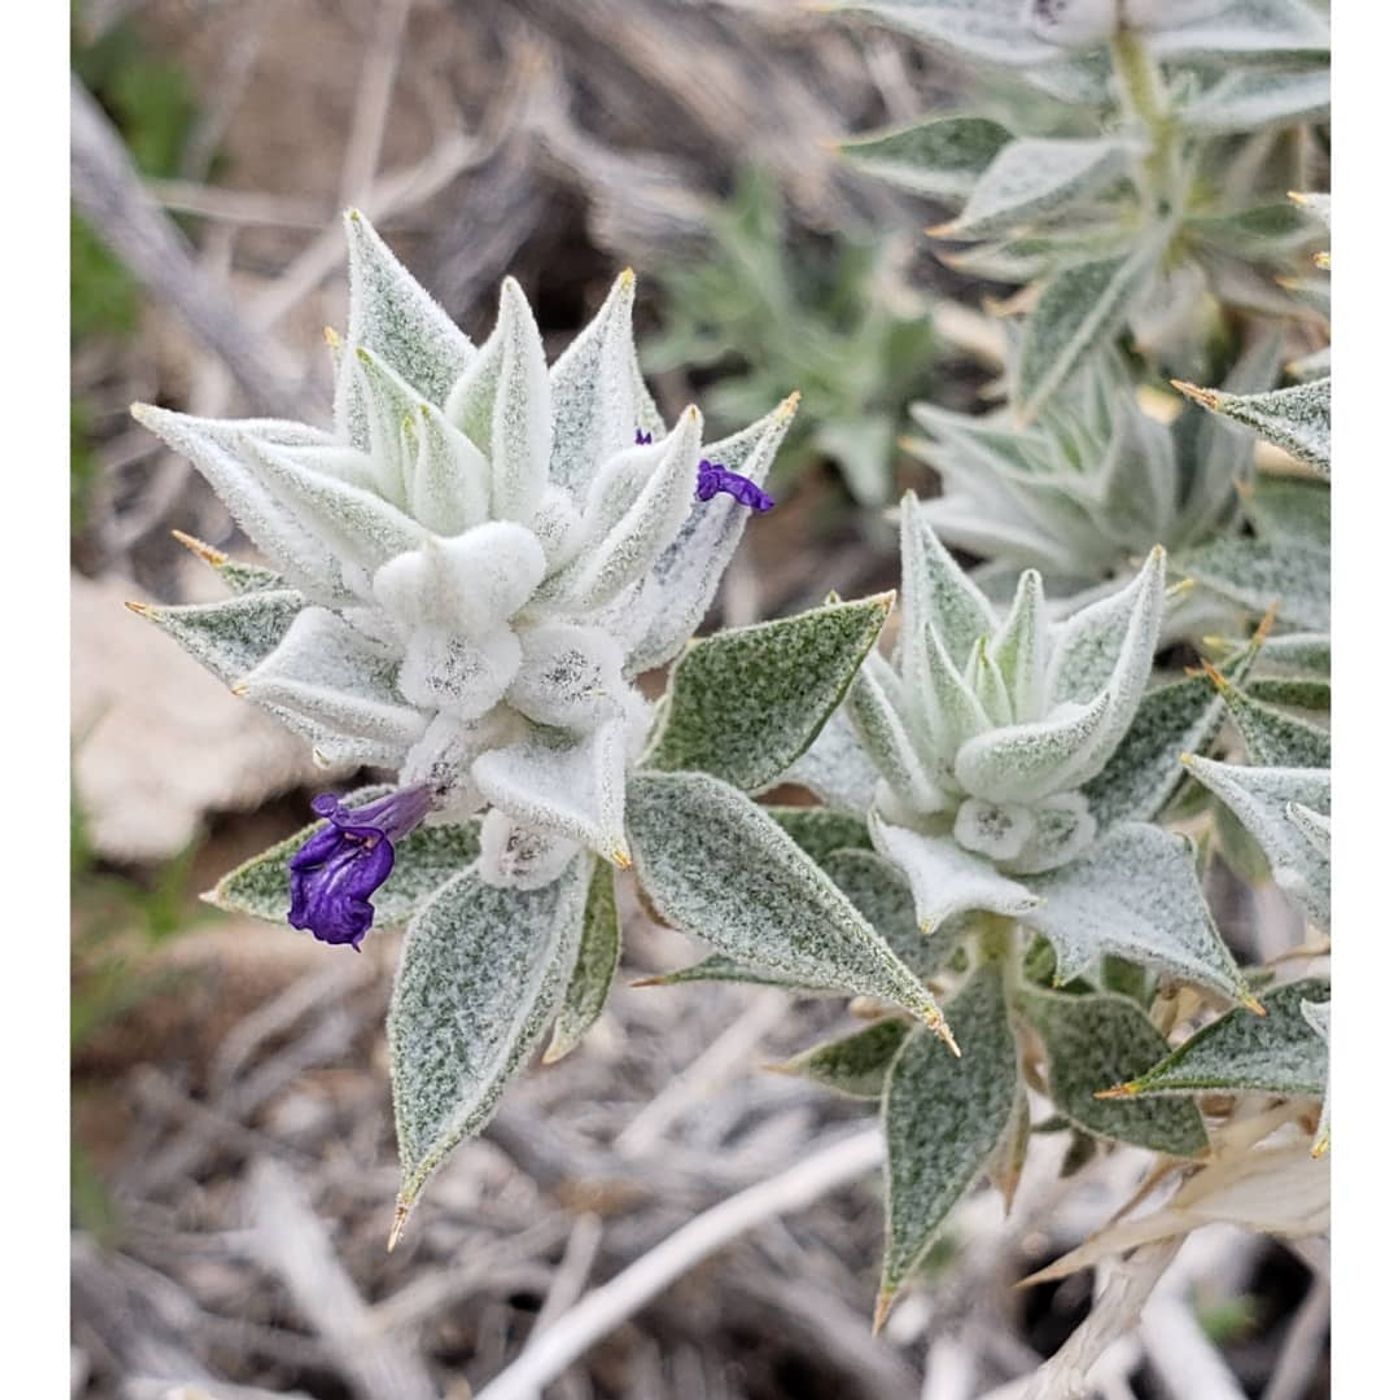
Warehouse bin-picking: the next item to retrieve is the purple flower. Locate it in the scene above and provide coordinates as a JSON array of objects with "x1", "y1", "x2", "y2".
[
  {"x1": 288, "y1": 786, "x2": 431, "y2": 949},
  {"x1": 634, "y1": 429, "x2": 653, "y2": 445},
  {"x1": 696, "y1": 458, "x2": 774, "y2": 513}
]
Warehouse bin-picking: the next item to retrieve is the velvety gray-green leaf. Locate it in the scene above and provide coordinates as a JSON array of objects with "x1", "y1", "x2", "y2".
[
  {"x1": 1020, "y1": 988, "x2": 1208, "y2": 1156},
  {"x1": 627, "y1": 771, "x2": 949, "y2": 1032},
  {"x1": 544, "y1": 860, "x2": 621, "y2": 1064},
  {"x1": 838, "y1": 0, "x2": 1061, "y2": 66},
  {"x1": 1179, "y1": 377, "x2": 1330, "y2": 477},
  {"x1": 134, "y1": 590, "x2": 306, "y2": 685},
  {"x1": 638, "y1": 955, "x2": 833, "y2": 992},
  {"x1": 1185, "y1": 757, "x2": 1330, "y2": 928},
  {"x1": 1119, "y1": 978, "x2": 1330, "y2": 1099},
  {"x1": 1082, "y1": 668, "x2": 1238, "y2": 828},
  {"x1": 840, "y1": 115, "x2": 1014, "y2": 199},
  {"x1": 389, "y1": 859, "x2": 589, "y2": 1204},
  {"x1": 1022, "y1": 823, "x2": 1248, "y2": 1002},
  {"x1": 822, "y1": 847, "x2": 956, "y2": 980},
  {"x1": 648, "y1": 595, "x2": 892, "y2": 793},
  {"x1": 880, "y1": 966, "x2": 1018, "y2": 1308},
  {"x1": 1177, "y1": 67, "x2": 1331, "y2": 132},
  {"x1": 1175, "y1": 534, "x2": 1329, "y2": 631},
  {"x1": 766, "y1": 807, "x2": 874, "y2": 865},
  {"x1": 780, "y1": 1018, "x2": 912, "y2": 1099},
  {"x1": 1220, "y1": 682, "x2": 1331, "y2": 767},
  {"x1": 938, "y1": 137, "x2": 1127, "y2": 241},
  {"x1": 1016, "y1": 248, "x2": 1155, "y2": 420}
]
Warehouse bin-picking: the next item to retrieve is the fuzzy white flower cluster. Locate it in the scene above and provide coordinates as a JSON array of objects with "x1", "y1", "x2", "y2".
[
  {"x1": 846, "y1": 494, "x2": 1165, "y2": 927},
  {"x1": 135, "y1": 212, "x2": 795, "y2": 887}
]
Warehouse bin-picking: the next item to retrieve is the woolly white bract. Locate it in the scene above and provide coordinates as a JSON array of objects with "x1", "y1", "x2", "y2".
[
  {"x1": 846, "y1": 494, "x2": 1165, "y2": 924},
  {"x1": 134, "y1": 211, "x2": 795, "y2": 887}
]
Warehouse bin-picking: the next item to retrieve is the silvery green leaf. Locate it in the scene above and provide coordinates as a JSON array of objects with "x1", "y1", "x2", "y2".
[
  {"x1": 210, "y1": 791, "x2": 482, "y2": 929},
  {"x1": 952, "y1": 690, "x2": 1110, "y2": 804},
  {"x1": 1174, "y1": 535, "x2": 1329, "y2": 631},
  {"x1": 130, "y1": 406, "x2": 353, "y2": 603},
  {"x1": 837, "y1": 0, "x2": 1061, "y2": 64},
  {"x1": 898, "y1": 491, "x2": 999, "y2": 674},
  {"x1": 1020, "y1": 50, "x2": 1113, "y2": 105},
  {"x1": 879, "y1": 966, "x2": 1019, "y2": 1318},
  {"x1": 847, "y1": 654, "x2": 950, "y2": 817},
  {"x1": 240, "y1": 607, "x2": 428, "y2": 763},
  {"x1": 626, "y1": 396, "x2": 798, "y2": 675},
  {"x1": 389, "y1": 857, "x2": 589, "y2": 1207},
  {"x1": 780, "y1": 1018, "x2": 911, "y2": 1099},
  {"x1": 1287, "y1": 800, "x2": 1330, "y2": 856},
  {"x1": 1021, "y1": 822, "x2": 1249, "y2": 1001},
  {"x1": 839, "y1": 115, "x2": 1014, "y2": 199},
  {"x1": 239, "y1": 431, "x2": 426, "y2": 580},
  {"x1": 1189, "y1": 204, "x2": 1325, "y2": 262},
  {"x1": 1113, "y1": 977, "x2": 1330, "y2": 1099},
  {"x1": 548, "y1": 407, "x2": 705, "y2": 612},
  {"x1": 967, "y1": 637, "x2": 1014, "y2": 728},
  {"x1": 766, "y1": 808, "x2": 874, "y2": 865},
  {"x1": 474, "y1": 718, "x2": 632, "y2": 866},
  {"x1": 627, "y1": 772, "x2": 952, "y2": 1037},
  {"x1": 1085, "y1": 408, "x2": 1177, "y2": 553},
  {"x1": 1019, "y1": 989, "x2": 1208, "y2": 1156},
  {"x1": 340, "y1": 210, "x2": 474, "y2": 414},
  {"x1": 648, "y1": 594, "x2": 892, "y2": 793},
  {"x1": 544, "y1": 860, "x2": 621, "y2": 1064},
  {"x1": 372, "y1": 524, "x2": 547, "y2": 636},
  {"x1": 823, "y1": 847, "x2": 956, "y2": 978},
  {"x1": 637, "y1": 956, "x2": 832, "y2": 992},
  {"x1": 1081, "y1": 670, "x2": 1234, "y2": 828},
  {"x1": 1015, "y1": 246, "x2": 1156, "y2": 420},
  {"x1": 1177, "y1": 376, "x2": 1330, "y2": 477},
  {"x1": 1218, "y1": 678, "x2": 1331, "y2": 767},
  {"x1": 505, "y1": 622, "x2": 627, "y2": 731},
  {"x1": 957, "y1": 550, "x2": 1164, "y2": 802},
  {"x1": 130, "y1": 590, "x2": 305, "y2": 686},
  {"x1": 1248, "y1": 677, "x2": 1330, "y2": 710},
  {"x1": 1177, "y1": 65, "x2": 1330, "y2": 132},
  {"x1": 395, "y1": 388, "x2": 492, "y2": 536},
  {"x1": 1146, "y1": 0, "x2": 1329, "y2": 58},
  {"x1": 547, "y1": 270, "x2": 650, "y2": 497},
  {"x1": 347, "y1": 344, "x2": 432, "y2": 504},
  {"x1": 172, "y1": 531, "x2": 289, "y2": 594},
  {"x1": 936, "y1": 138, "x2": 1128, "y2": 241},
  {"x1": 444, "y1": 277, "x2": 552, "y2": 525},
  {"x1": 1249, "y1": 630, "x2": 1331, "y2": 676},
  {"x1": 777, "y1": 702, "x2": 883, "y2": 816},
  {"x1": 929, "y1": 622, "x2": 997, "y2": 749},
  {"x1": 1184, "y1": 757, "x2": 1330, "y2": 928},
  {"x1": 941, "y1": 222, "x2": 1138, "y2": 283},
  {"x1": 871, "y1": 816, "x2": 1040, "y2": 933},
  {"x1": 1175, "y1": 331, "x2": 1284, "y2": 542},
  {"x1": 1300, "y1": 997, "x2": 1329, "y2": 1154}
]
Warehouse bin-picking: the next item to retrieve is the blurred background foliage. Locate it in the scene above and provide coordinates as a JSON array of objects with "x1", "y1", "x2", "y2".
[
  {"x1": 642, "y1": 168, "x2": 941, "y2": 508},
  {"x1": 71, "y1": 0, "x2": 197, "y2": 532}
]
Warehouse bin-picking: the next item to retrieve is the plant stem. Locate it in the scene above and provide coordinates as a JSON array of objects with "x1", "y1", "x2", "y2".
[
  {"x1": 978, "y1": 913, "x2": 1016, "y2": 967},
  {"x1": 1109, "y1": 27, "x2": 1180, "y2": 222}
]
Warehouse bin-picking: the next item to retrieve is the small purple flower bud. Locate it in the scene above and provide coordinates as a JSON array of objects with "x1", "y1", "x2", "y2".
[
  {"x1": 634, "y1": 429, "x2": 654, "y2": 445},
  {"x1": 288, "y1": 786, "x2": 432, "y2": 949},
  {"x1": 696, "y1": 458, "x2": 774, "y2": 513}
]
